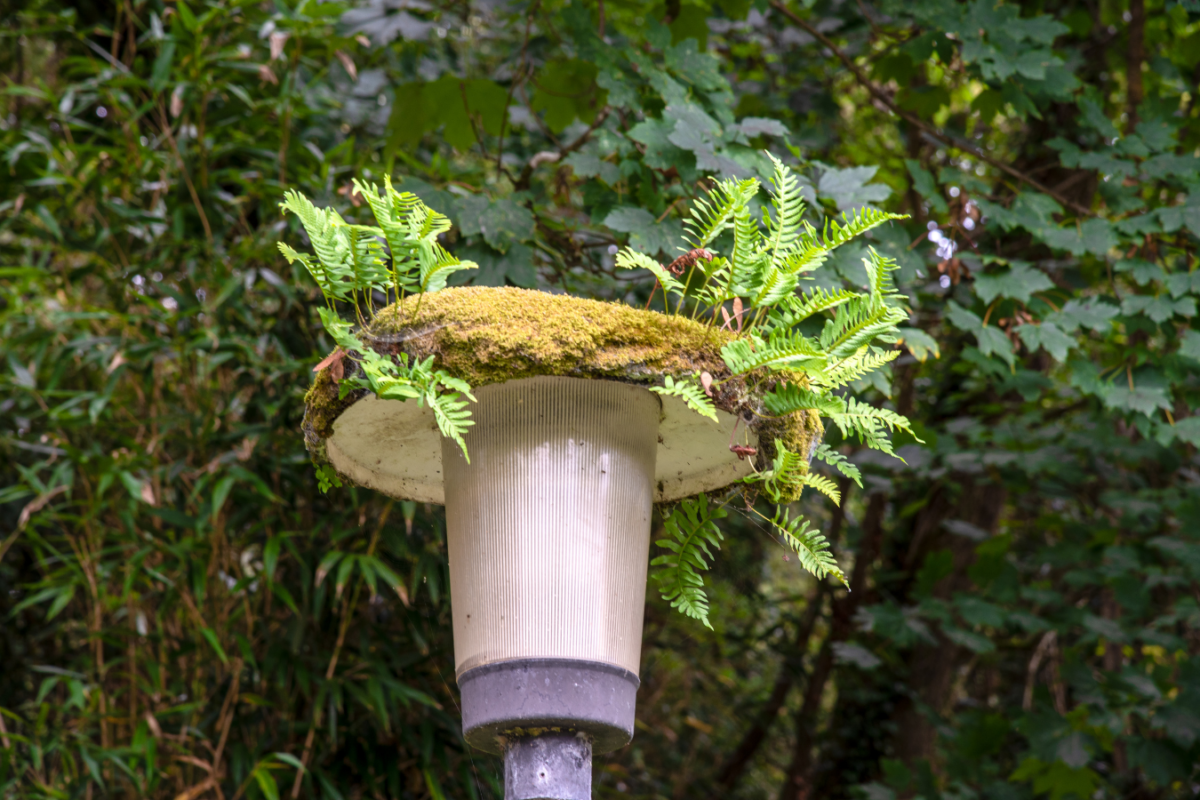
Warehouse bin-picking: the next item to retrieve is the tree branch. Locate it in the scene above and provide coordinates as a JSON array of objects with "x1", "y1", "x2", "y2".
[
  {"x1": 514, "y1": 106, "x2": 612, "y2": 190},
  {"x1": 769, "y1": 0, "x2": 1094, "y2": 217}
]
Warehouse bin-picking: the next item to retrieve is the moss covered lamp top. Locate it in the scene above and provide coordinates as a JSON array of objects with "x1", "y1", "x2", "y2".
[
  {"x1": 303, "y1": 286, "x2": 822, "y2": 504},
  {"x1": 281, "y1": 155, "x2": 924, "y2": 624}
]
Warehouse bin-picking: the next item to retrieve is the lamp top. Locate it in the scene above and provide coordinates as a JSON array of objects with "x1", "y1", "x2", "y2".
[{"x1": 303, "y1": 287, "x2": 823, "y2": 504}]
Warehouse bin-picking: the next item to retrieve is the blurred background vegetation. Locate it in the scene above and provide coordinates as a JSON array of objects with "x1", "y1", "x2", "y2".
[{"x1": 2, "y1": 0, "x2": 1199, "y2": 798}]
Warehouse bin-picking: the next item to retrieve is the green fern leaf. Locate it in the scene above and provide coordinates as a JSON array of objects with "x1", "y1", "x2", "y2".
[
  {"x1": 616, "y1": 248, "x2": 685, "y2": 297},
  {"x1": 420, "y1": 243, "x2": 478, "y2": 294},
  {"x1": 684, "y1": 178, "x2": 759, "y2": 249},
  {"x1": 650, "y1": 375, "x2": 719, "y2": 422},
  {"x1": 750, "y1": 438, "x2": 810, "y2": 502},
  {"x1": 812, "y1": 443, "x2": 862, "y2": 488},
  {"x1": 818, "y1": 298, "x2": 908, "y2": 359},
  {"x1": 829, "y1": 397, "x2": 920, "y2": 456},
  {"x1": 766, "y1": 286, "x2": 860, "y2": 330},
  {"x1": 821, "y1": 206, "x2": 905, "y2": 251},
  {"x1": 817, "y1": 347, "x2": 900, "y2": 389},
  {"x1": 764, "y1": 152, "x2": 806, "y2": 266},
  {"x1": 429, "y1": 391, "x2": 474, "y2": 462},
  {"x1": 794, "y1": 472, "x2": 841, "y2": 504},
  {"x1": 652, "y1": 495, "x2": 728, "y2": 629},
  {"x1": 721, "y1": 332, "x2": 826, "y2": 374},
  {"x1": 771, "y1": 508, "x2": 847, "y2": 587},
  {"x1": 762, "y1": 382, "x2": 847, "y2": 417}
]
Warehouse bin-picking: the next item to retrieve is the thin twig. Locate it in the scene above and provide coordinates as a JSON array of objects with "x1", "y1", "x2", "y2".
[
  {"x1": 769, "y1": 0, "x2": 1094, "y2": 217},
  {"x1": 514, "y1": 106, "x2": 612, "y2": 189},
  {"x1": 156, "y1": 105, "x2": 213, "y2": 242}
]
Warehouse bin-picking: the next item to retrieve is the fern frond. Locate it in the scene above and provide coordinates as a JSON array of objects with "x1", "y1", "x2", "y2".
[
  {"x1": 748, "y1": 264, "x2": 800, "y2": 309},
  {"x1": 652, "y1": 495, "x2": 728, "y2": 629},
  {"x1": 651, "y1": 375, "x2": 719, "y2": 422},
  {"x1": 334, "y1": 221, "x2": 391, "y2": 298},
  {"x1": 812, "y1": 443, "x2": 863, "y2": 488},
  {"x1": 278, "y1": 242, "x2": 333, "y2": 302},
  {"x1": 721, "y1": 332, "x2": 826, "y2": 375},
  {"x1": 863, "y1": 247, "x2": 903, "y2": 311},
  {"x1": 764, "y1": 153, "x2": 805, "y2": 266},
  {"x1": 749, "y1": 438, "x2": 809, "y2": 502},
  {"x1": 822, "y1": 206, "x2": 905, "y2": 251},
  {"x1": 770, "y1": 508, "x2": 847, "y2": 586},
  {"x1": 767, "y1": 286, "x2": 860, "y2": 330},
  {"x1": 762, "y1": 383, "x2": 847, "y2": 417},
  {"x1": 420, "y1": 243, "x2": 478, "y2": 294},
  {"x1": 280, "y1": 190, "x2": 353, "y2": 301},
  {"x1": 816, "y1": 347, "x2": 900, "y2": 389},
  {"x1": 430, "y1": 391, "x2": 474, "y2": 462},
  {"x1": 352, "y1": 177, "x2": 424, "y2": 292},
  {"x1": 616, "y1": 248, "x2": 685, "y2": 298},
  {"x1": 818, "y1": 298, "x2": 907, "y2": 359},
  {"x1": 829, "y1": 397, "x2": 920, "y2": 456},
  {"x1": 684, "y1": 178, "x2": 759, "y2": 249},
  {"x1": 794, "y1": 472, "x2": 841, "y2": 504}
]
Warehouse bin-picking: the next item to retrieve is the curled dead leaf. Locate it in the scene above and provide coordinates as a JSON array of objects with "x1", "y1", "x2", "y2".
[
  {"x1": 334, "y1": 50, "x2": 357, "y2": 81},
  {"x1": 700, "y1": 371, "x2": 713, "y2": 397},
  {"x1": 269, "y1": 31, "x2": 289, "y2": 61},
  {"x1": 313, "y1": 348, "x2": 346, "y2": 383}
]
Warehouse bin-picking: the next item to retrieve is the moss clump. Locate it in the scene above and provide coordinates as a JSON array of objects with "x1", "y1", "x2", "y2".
[
  {"x1": 368, "y1": 286, "x2": 732, "y2": 383},
  {"x1": 302, "y1": 286, "x2": 822, "y2": 494}
]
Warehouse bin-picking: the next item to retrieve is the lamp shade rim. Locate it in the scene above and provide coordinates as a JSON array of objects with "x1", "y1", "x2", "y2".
[{"x1": 323, "y1": 375, "x2": 757, "y2": 504}]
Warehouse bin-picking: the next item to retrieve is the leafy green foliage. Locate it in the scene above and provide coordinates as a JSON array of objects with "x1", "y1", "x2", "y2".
[
  {"x1": 623, "y1": 156, "x2": 913, "y2": 602},
  {"x1": 767, "y1": 507, "x2": 846, "y2": 587},
  {"x1": 652, "y1": 495, "x2": 729, "y2": 629},
  {"x1": 283, "y1": 185, "x2": 477, "y2": 459},
  {"x1": 650, "y1": 375, "x2": 719, "y2": 422},
  {"x1": 4, "y1": 0, "x2": 1200, "y2": 798}
]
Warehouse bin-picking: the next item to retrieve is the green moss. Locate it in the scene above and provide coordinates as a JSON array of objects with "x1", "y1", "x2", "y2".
[
  {"x1": 303, "y1": 286, "x2": 823, "y2": 491},
  {"x1": 367, "y1": 286, "x2": 732, "y2": 384}
]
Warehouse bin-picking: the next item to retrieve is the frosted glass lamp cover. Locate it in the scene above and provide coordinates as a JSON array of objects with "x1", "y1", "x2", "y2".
[
  {"x1": 322, "y1": 374, "x2": 756, "y2": 763},
  {"x1": 442, "y1": 376, "x2": 658, "y2": 677}
]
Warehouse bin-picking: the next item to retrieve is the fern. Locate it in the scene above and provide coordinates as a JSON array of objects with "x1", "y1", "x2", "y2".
[
  {"x1": 764, "y1": 152, "x2": 806, "y2": 269},
  {"x1": 684, "y1": 177, "x2": 759, "y2": 249},
  {"x1": 821, "y1": 206, "x2": 905, "y2": 251},
  {"x1": 818, "y1": 297, "x2": 908, "y2": 359},
  {"x1": 420, "y1": 243, "x2": 477, "y2": 294},
  {"x1": 794, "y1": 472, "x2": 841, "y2": 503},
  {"x1": 721, "y1": 332, "x2": 826, "y2": 374},
  {"x1": 816, "y1": 347, "x2": 900, "y2": 389},
  {"x1": 762, "y1": 383, "x2": 846, "y2": 417},
  {"x1": 764, "y1": 286, "x2": 859, "y2": 331},
  {"x1": 747, "y1": 439, "x2": 807, "y2": 502},
  {"x1": 429, "y1": 392, "x2": 474, "y2": 461},
  {"x1": 282, "y1": 187, "x2": 480, "y2": 471},
  {"x1": 812, "y1": 443, "x2": 863, "y2": 488},
  {"x1": 829, "y1": 397, "x2": 921, "y2": 456},
  {"x1": 651, "y1": 375, "x2": 719, "y2": 422},
  {"x1": 615, "y1": 248, "x2": 685, "y2": 296},
  {"x1": 652, "y1": 495, "x2": 729, "y2": 629},
  {"x1": 352, "y1": 177, "x2": 425, "y2": 293},
  {"x1": 769, "y1": 508, "x2": 847, "y2": 587}
]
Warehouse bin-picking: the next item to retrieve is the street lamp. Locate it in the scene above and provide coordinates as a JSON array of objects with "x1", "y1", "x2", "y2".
[{"x1": 315, "y1": 349, "x2": 756, "y2": 799}]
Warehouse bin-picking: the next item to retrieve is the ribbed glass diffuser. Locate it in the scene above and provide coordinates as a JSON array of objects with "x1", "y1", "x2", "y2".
[{"x1": 441, "y1": 376, "x2": 660, "y2": 678}]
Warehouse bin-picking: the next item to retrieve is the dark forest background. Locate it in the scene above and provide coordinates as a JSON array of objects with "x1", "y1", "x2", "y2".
[{"x1": 2, "y1": 0, "x2": 1200, "y2": 798}]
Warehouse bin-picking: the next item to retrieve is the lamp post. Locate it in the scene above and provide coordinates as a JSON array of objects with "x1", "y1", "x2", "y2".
[{"x1": 319, "y1": 371, "x2": 754, "y2": 799}]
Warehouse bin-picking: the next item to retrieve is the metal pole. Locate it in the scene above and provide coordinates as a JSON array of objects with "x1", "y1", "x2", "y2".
[{"x1": 503, "y1": 733, "x2": 592, "y2": 800}]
